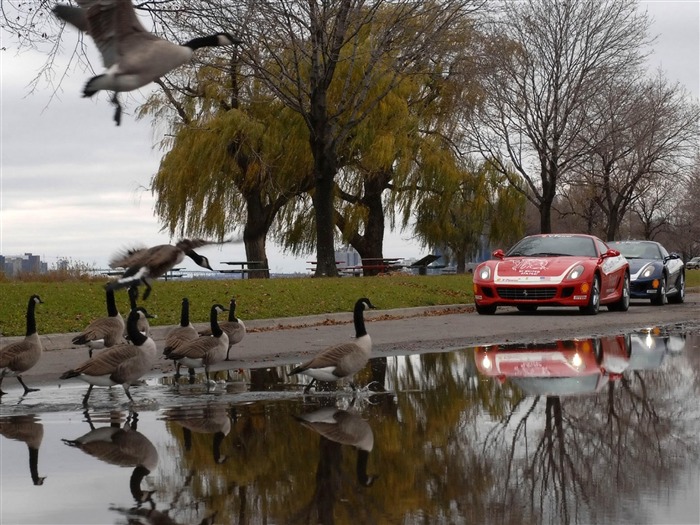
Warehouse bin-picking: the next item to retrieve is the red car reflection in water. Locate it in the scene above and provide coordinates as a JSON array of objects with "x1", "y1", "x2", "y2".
[{"x1": 474, "y1": 335, "x2": 631, "y2": 396}]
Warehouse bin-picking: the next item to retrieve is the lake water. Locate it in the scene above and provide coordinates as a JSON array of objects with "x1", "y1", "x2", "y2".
[{"x1": 1, "y1": 323, "x2": 699, "y2": 524}]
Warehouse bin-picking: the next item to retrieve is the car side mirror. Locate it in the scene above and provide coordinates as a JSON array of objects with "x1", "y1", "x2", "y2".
[
  {"x1": 602, "y1": 248, "x2": 620, "y2": 258},
  {"x1": 492, "y1": 249, "x2": 505, "y2": 260}
]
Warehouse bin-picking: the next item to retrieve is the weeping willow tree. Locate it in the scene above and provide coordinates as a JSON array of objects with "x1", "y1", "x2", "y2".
[
  {"x1": 144, "y1": 55, "x2": 314, "y2": 277},
  {"x1": 413, "y1": 161, "x2": 525, "y2": 272}
]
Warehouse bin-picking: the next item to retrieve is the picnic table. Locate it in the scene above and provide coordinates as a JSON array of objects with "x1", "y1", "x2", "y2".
[
  {"x1": 340, "y1": 257, "x2": 404, "y2": 276},
  {"x1": 219, "y1": 261, "x2": 268, "y2": 278}
]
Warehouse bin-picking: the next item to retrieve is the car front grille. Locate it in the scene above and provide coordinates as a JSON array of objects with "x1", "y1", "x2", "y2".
[{"x1": 496, "y1": 287, "x2": 558, "y2": 300}]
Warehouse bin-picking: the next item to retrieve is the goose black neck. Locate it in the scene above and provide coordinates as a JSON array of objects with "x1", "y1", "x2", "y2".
[
  {"x1": 184, "y1": 34, "x2": 221, "y2": 50},
  {"x1": 130, "y1": 465, "x2": 151, "y2": 501},
  {"x1": 213, "y1": 432, "x2": 225, "y2": 463},
  {"x1": 228, "y1": 301, "x2": 237, "y2": 322},
  {"x1": 127, "y1": 310, "x2": 148, "y2": 346},
  {"x1": 28, "y1": 446, "x2": 42, "y2": 485},
  {"x1": 106, "y1": 289, "x2": 119, "y2": 317},
  {"x1": 353, "y1": 301, "x2": 368, "y2": 338},
  {"x1": 186, "y1": 250, "x2": 209, "y2": 270},
  {"x1": 210, "y1": 307, "x2": 223, "y2": 337},
  {"x1": 180, "y1": 299, "x2": 190, "y2": 327},
  {"x1": 356, "y1": 449, "x2": 374, "y2": 486},
  {"x1": 26, "y1": 297, "x2": 38, "y2": 337}
]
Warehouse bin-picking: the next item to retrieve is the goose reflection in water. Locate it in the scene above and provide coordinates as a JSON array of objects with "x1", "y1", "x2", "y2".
[
  {"x1": 62, "y1": 411, "x2": 158, "y2": 505},
  {"x1": 293, "y1": 406, "x2": 378, "y2": 520},
  {"x1": 0, "y1": 414, "x2": 46, "y2": 485},
  {"x1": 163, "y1": 403, "x2": 234, "y2": 464}
]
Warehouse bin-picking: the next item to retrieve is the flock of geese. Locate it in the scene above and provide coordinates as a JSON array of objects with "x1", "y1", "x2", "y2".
[
  {"x1": 1, "y1": 0, "x2": 380, "y2": 405},
  {"x1": 0, "y1": 282, "x2": 377, "y2": 405}
]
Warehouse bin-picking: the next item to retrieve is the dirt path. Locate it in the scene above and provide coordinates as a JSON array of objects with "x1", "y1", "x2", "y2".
[{"x1": 5, "y1": 294, "x2": 700, "y2": 388}]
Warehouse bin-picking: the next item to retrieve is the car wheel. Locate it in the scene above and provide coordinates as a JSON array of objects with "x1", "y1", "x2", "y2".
[
  {"x1": 475, "y1": 303, "x2": 497, "y2": 315},
  {"x1": 668, "y1": 272, "x2": 685, "y2": 304},
  {"x1": 516, "y1": 305, "x2": 538, "y2": 312},
  {"x1": 608, "y1": 272, "x2": 630, "y2": 312},
  {"x1": 580, "y1": 274, "x2": 600, "y2": 315},
  {"x1": 651, "y1": 275, "x2": 667, "y2": 306}
]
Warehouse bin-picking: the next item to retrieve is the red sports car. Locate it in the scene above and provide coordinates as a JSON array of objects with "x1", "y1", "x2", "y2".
[{"x1": 473, "y1": 234, "x2": 630, "y2": 315}]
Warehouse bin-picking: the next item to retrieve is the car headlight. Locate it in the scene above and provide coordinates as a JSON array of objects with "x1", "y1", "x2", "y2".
[
  {"x1": 566, "y1": 264, "x2": 585, "y2": 280},
  {"x1": 481, "y1": 355, "x2": 492, "y2": 370},
  {"x1": 478, "y1": 266, "x2": 492, "y2": 281},
  {"x1": 641, "y1": 264, "x2": 655, "y2": 278}
]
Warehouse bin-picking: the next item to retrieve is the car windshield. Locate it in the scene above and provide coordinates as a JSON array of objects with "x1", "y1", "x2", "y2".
[
  {"x1": 507, "y1": 236, "x2": 597, "y2": 257},
  {"x1": 609, "y1": 241, "x2": 660, "y2": 260}
]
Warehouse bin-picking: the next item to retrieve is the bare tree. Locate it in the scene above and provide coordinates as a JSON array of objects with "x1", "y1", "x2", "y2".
[
  {"x1": 469, "y1": 0, "x2": 651, "y2": 234},
  {"x1": 568, "y1": 73, "x2": 699, "y2": 241}
]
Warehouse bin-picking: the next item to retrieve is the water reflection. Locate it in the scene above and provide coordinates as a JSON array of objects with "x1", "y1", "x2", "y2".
[
  {"x1": 0, "y1": 326, "x2": 698, "y2": 524},
  {"x1": 474, "y1": 335, "x2": 631, "y2": 396},
  {"x1": 0, "y1": 414, "x2": 45, "y2": 485},
  {"x1": 62, "y1": 411, "x2": 158, "y2": 505}
]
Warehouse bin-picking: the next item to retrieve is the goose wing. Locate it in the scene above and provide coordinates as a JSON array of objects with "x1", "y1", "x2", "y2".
[
  {"x1": 108, "y1": 245, "x2": 150, "y2": 269},
  {"x1": 72, "y1": 343, "x2": 141, "y2": 377},
  {"x1": 297, "y1": 342, "x2": 363, "y2": 374},
  {"x1": 0, "y1": 335, "x2": 42, "y2": 371},
  {"x1": 73, "y1": 316, "x2": 125, "y2": 346},
  {"x1": 168, "y1": 336, "x2": 222, "y2": 361},
  {"x1": 175, "y1": 238, "x2": 220, "y2": 252},
  {"x1": 76, "y1": 0, "x2": 156, "y2": 67},
  {"x1": 163, "y1": 325, "x2": 198, "y2": 354}
]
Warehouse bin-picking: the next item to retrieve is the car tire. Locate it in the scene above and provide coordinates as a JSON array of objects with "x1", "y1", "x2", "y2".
[
  {"x1": 668, "y1": 272, "x2": 685, "y2": 304},
  {"x1": 516, "y1": 305, "x2": 538, "y2": 312},
  {"x1": 651, "y1": 275, "x2": 667, "y2": 306},
  {"x1": 475, "y1": 303, "x2": 497, "y2": 315},
  {"x1": 608, "y1": 272, "x2": 630, "y2": 312},
  {"x1": 580, "y1": 274, "x2": 600, "y2": 315}
]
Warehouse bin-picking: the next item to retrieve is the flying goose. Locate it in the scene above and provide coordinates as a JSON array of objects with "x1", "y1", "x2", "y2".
[
  {"x1": 199, "y1": 297, "x2": 246, "y2": 360},
  {"x1": 72, "y1": 288, "x2": 126, "y2": 357},
  {"x1": 60, "y1": 308, "x2": 158, "y2": 406},
  {"x1": 52, "y1": 0, "x2": 242, "y2": 125},
  {"x1": 0, "y1": 415, "x2": 46, "y2": 485},
  {"x1": 106, "y1": 239, "x2": 221, "y2": 300},
  {"x1": 164, "y1": 303, "x2": 229, "y2": 385},
  {"x1": 163, "y1": 297, "x2": 199, "y2": 379},
  {"x1": 289, "y1": 297, "x2": 377, "y2": 393},
  {"x1": 295, "y1": 407, "x2": 377, "y2": 486},
  {"x1": 0, "y1": 295, "x2": 44, "y2": 396}
]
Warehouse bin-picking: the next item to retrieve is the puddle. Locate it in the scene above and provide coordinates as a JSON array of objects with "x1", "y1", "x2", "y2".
[{"x1": 1, "y1": 324, "x2": 699, "y2": 524}]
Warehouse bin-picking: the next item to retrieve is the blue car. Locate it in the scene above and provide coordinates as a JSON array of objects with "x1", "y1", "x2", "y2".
[{"x1": 608, "y1": 240, "x2": 685, "y2": 305}]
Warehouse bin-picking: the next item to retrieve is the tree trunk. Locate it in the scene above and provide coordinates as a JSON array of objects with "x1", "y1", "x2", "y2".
[
  {"x1": 243, "y1": 193, "x2": 270, "y2": 279},
  {"x1": 312, "y1": 172, "x2": 340, "y2": 277}
]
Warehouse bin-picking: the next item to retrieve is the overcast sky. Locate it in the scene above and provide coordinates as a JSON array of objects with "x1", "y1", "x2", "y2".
[{"x1": 1, "y1": 1, "x2": 698, "y2": 274}]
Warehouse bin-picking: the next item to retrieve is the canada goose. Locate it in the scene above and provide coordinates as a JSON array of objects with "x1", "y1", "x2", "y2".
[
  {"x1": 199, "y1": 297, "x2": 246, "y2": 360},
  {"x1": 295, "y1": 407, "x2": 377, "y2": 486},
  {"x1": 0, "y1": 415, "x2": 46, "y2": 485},
  {"x1": 72, "y1": 288, "x2": 125, "y2": 357},
  {"x1": 163, "y1": 297, "x2": 198, "y2": 379},
  {"x1": 289, "y1": 298, "x2": 376, "y2": 393},
  {"x1": 164, "y1": 304, "x2": 229, "y2": 385},
  {"x1": 52, "y1": 0, "x2": 241, "y2": 125},
  {"x1": 106, "y1": 239, "x2": 221, "y2": 300},
  {"x1": 62, "y1": 411, "x2": 158, "y2": 503},
  {"x1": 60, "y1": 308, "x2": 158, "y2": 406},
  {"x1": 0, "y1": 295, "x2": 44, "y2": 396}
]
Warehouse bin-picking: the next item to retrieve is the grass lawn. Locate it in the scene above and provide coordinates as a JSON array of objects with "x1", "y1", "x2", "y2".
[{"x1": 0, "y1": 274, "x2": 474, "y2": 336}]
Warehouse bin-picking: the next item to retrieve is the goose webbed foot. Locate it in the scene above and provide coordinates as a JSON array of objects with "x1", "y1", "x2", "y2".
[
  {"x1": 18, "y1": 377, "x2": 38, "y2": 395},
  {"x1": 303, "y1": 379, "x2": 316, "y2": 394},
  {"x1": 111, "y1": 93, "x2": 122, "y2": 126}
]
